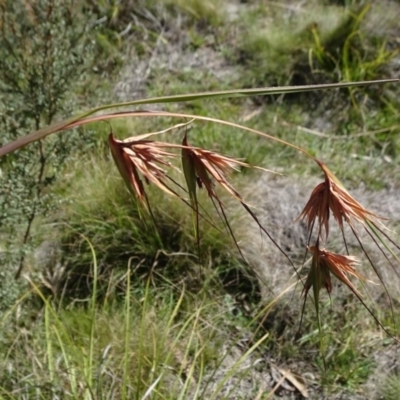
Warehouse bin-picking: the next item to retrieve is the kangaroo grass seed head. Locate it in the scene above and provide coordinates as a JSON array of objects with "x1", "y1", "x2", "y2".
[
  {"x1": 108, "y1": 132, "x2": 177, "y2": 207},
  {"x1": 297, "y1": 162, "x2": 384, "y2": 239},
  {"x1": 304, "y1": 241, "x2": 367, "y2": 299},
  {"x1": 181, "y1": 133, "x2": 250, "y2": 201}
]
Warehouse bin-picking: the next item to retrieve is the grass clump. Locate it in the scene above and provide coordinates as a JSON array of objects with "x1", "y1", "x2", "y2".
[
  {"x1": 383, "y1": 373, "x2": 400, "y2": 400},
  {"x1": 0, "y1": 272, "x2": 269, "y2": 399},
  {"x1": 236, "y1": 1, "x2": 398, "y2": 110},
  {"x1": 161, "y1": 0, "x2": 224, "y2": 26},
  {"x1": 41, "y1": 142, "x2": 259, "y2": 303}
]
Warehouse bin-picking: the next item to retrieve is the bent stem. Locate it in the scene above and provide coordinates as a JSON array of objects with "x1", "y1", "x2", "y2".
[
  {"x1": 1, "y1": 79, "x2": 398, "y2": 157},
  {"x1": 15, "y1": 109, "x2": 319, "y2": 163}
]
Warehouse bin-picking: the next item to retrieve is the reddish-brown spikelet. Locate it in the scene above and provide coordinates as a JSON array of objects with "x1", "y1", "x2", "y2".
[
  {"x1": 182, "y1": 135, "x2": 249, "y2": 200},
  {"x1": 108, "y1": 133, "x2": 177, "y2": 206},
  {"x1": 297, "y1": 163, "x2": 384, "y2": 238},
  {"x1": 304, "y1": 243, "x2": 365, "y2": 299},
  {"x1": 181, "y1": 134, "x2": 259, "y2": 260}
]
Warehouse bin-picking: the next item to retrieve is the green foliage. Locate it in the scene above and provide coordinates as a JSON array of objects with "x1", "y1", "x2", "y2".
[
  {"x1": 383, "y1": 374, "x2": 400, "y2": 400},
  {"x1": 293, "y1": 303, "x2": 377, "y2": 393},
  {"x1": 319, "y1": 343, "x2": 372, "y2": 389},
  {"x1": 0, "y1": 0, "x2": 97, "y2": 280},
  {"x1": 309, "y1": 4, "x2": 398, "y2": 106},
  {"x1": 87, "y1": 0, "x2": 223, "y2": 66},
  {"x1": 0, "y1": 264, "x2": 25, "y2": 315},
  {"x1": 0, "y1": 270, "x2": 268, "y2": 399},
  {"x1": 0, "y1": 0, "x2": 94, "y2": 126},
  {"x1": 237, "y1": 2, "x2": 398, "y2": 109},
  {"x1": 161, "y1": 0, "x2": 223, "y2": 26},
  {"x1": 236, "y1": 22, "x2": 303, "y2": 88}
]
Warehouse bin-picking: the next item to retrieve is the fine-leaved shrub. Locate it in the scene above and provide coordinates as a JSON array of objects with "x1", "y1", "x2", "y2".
[{"x1": 0, "y1": 0, "x2": 96, "y2": 293}]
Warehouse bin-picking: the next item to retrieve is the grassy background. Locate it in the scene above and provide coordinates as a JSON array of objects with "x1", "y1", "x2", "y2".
[{"x1": 1, "y1": 0, "x2": 400, "y2": 399}]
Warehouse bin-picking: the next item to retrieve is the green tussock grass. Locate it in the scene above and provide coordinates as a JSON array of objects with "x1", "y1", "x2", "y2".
[
  {"x1": 383, "y1": 374, "x2": 400, "y2": 400},
  {"x1": 0, "y1": 263, "x2": 270, "y2": 399}
]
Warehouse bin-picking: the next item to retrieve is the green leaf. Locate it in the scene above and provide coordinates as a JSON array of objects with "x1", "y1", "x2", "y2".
[{"x1": 181, "y1": 133, "x2": 197, "y2": 204}]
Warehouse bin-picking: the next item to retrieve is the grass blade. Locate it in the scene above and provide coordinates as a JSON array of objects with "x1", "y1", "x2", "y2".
[{"x1": 1, "y1": 79, "x2": 398, "y2": 156}]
